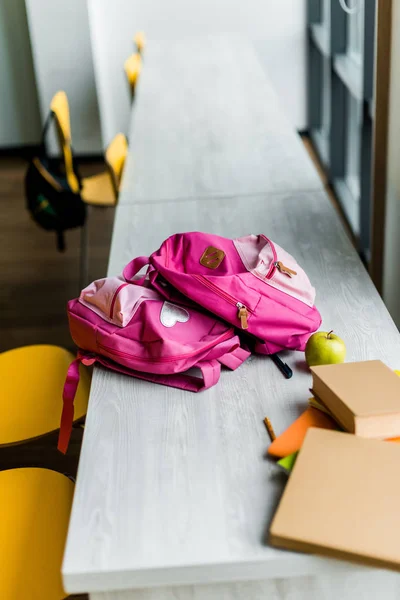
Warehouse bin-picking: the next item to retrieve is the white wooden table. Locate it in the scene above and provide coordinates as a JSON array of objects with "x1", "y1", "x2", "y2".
[
  {"x1": 63, "y1": 37, "x2": 400, "y2": 599},
  {"x1": 119, "y1": 35, "x2": 322, "y2": 204}
]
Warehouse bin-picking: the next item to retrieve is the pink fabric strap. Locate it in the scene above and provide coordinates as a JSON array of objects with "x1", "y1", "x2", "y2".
[
  {"x1": 86, "y1": 354, "x2": 221, "y2": 393},
  {"x1": 218, "y1": 346, "x2": 250, "y2": 370},
  {"x1": 254, "y1": 340, "x2": 285, "y2": 355},
  {"x1": 133, "y1": 359, "x2": 221, "y2": 391},
  {"x1": 123, "y1": 256, "x2": 150, "y2": 285},
  {"x1": 197, "y1": 360, "x2": 221, "y2": 389},
  {"x1": 138, "y1": 360, "x2": 221, "y2": 391},
  {"x1": 58, "y1": 357, "x2": 81, "y2": 454}
]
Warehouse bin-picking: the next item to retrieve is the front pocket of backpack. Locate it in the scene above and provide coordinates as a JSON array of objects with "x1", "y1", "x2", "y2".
[
  {"x1": 192, "y1": 274, "x2": 260, "y2": 330},
  {"x1": 79, "y1": 276, "x2": 160, "y2": 326},
  {"x1": 234, "y1": 235, "x2": 316, "y2": 308},
  {"x1": 263, "y1": 243, "x2": 316, "y2": 307}
]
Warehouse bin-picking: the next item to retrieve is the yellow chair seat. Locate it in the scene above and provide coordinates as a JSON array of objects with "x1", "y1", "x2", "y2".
[
  {"x1": 0, "y1": 345, "x2": 89, "y2": 446},
  {"x1": 81, "y1": 170, "x2": 117, "y2": 207},
  {"x1": 0, "y1": 468, "x2": 73, "y2": 600}
]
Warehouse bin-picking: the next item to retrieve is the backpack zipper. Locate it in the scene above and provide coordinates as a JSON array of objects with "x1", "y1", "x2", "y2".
[
  {"x1": 237, "y1": 304, "x2": 249, "y2": 329},
  {"x1": 273, "y1": 261, "x2": 297, "y2": 278},
  {"x1": 260, "y1": 237, "x2": 297, "y2": 279},
  {"x1": 97, "y1": 327, "x2": 234, "y2": 363},
  {"x1": 264, "y1": 236, "x2": 278, "y2": 279},
  {"x1": 193, "y1": 274, "x2": 251, "y2": 330}
]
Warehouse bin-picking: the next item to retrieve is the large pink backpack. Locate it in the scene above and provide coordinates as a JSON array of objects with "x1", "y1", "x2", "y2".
[
  {"x1": 123, "y1": 233, "x2": 321, "y2": 354},
  {"x1": 58, "y1": 276, "x2": 249, "y2": 452}
]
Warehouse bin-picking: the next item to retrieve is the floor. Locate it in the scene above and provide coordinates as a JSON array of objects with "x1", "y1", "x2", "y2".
[
  {"x1": 0, "y1": 155, "x2": 113, "y2": 600},
  {"x1": 0, "y1": 156, "x2": 114, "y2": 353}
]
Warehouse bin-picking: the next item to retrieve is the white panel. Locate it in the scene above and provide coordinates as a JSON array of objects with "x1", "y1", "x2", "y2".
[
  {"x1": 25, "y1": 0, "x2": 102, "y2": 155},
  {"x1": 322, "y1": 55, "x2": 331, "y2": 135},
  {"x1": 345, "y1": 0, "x2": 364, "y2": 64},
  {"x1": 345, "y1": 92, "x2": 361, "y2": 201},
  {"x1": 322, "y1": 0, "x2": 331, "y2": 29},
  {"x1": 88, "y1": 0, "x2": 307, "y2": 147},
  {"x1": 0, "y1": 0, "x2": 41, "y2": 147}
]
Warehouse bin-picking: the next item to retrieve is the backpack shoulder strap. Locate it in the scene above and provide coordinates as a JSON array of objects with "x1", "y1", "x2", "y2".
[
  {"x1": 218, "y1": 345, "x2": 250, "y2": 370},
  {"x1": 38, "y1": 111, "x2": 55, "y2": 158}
]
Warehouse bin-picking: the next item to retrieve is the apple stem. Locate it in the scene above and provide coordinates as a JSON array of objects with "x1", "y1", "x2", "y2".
[{"x1": 326, "y1": 330, "x2": 333, "y2": 339}]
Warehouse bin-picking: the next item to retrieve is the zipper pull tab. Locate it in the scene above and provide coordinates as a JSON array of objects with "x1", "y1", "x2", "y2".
[
  {"x1": 275, "y1": 261, "x2": 297, "y2": 277},
  {"x1": 237, "y1": 305, "x2": 249, "y2": 329}
]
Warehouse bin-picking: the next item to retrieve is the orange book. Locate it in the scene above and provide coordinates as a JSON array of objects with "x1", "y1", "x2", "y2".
[{"x1": 267, "y1": 406, "x2": 338, "y2": 458}]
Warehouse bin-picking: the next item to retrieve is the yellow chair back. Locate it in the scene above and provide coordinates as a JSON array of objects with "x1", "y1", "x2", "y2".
[
  {"x1": 0, "y1": 468, "x2": 73, "y2": 599},
  {"x1": 105, "y1": 133, "x2": 128, "y2": 198},
  {"x1": 0, "y1": 345, "x2": 90, "y2": 445},
  {"x1": 50, "y1": 91, "x2": 80, "y2": 193},
  {"x1": 124, "y1": 53, "x2": 142, "y2": 96},
  {"x1": 134, "y1": 31, "x2": 146, "y2": 53}
]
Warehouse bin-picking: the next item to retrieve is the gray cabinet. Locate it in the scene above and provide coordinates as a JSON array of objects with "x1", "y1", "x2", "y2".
[{"x1": 307, "y1": 0, "x2": 376, "y2": 262}]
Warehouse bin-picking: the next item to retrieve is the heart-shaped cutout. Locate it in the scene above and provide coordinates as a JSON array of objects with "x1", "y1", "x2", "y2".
[{"x1": 160, "y1": 302, "x2": 190, "y2": 327}]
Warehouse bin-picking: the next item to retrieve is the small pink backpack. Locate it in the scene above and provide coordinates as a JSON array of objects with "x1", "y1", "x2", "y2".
[
  {"x1": 123, "y1": 232, "x2": 322, "y2": 354},
  {"x1": 58, "y1": 276, "x2": 249, "y2": 452}
]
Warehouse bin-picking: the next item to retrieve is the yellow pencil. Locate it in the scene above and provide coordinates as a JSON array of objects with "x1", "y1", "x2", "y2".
[{"x1": 264, "y1": 417, "x2": 276, "y2": 442}]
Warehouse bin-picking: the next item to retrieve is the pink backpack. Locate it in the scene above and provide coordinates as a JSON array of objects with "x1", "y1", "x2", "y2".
[
  {"x1": 123, "y1": 233, "x2": 321, "y2": 354},
  {"x1": 58, "y1": 276, "x2": 249, "y2": 452}
]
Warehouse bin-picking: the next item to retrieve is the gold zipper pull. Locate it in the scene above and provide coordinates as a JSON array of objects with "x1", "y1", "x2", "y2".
[
  {"x1": 237, "y1": 305, "x2": 249, "y2": 329},
  {"x1": 275, "y1": 261, "x2": 297, "y2": 277}
]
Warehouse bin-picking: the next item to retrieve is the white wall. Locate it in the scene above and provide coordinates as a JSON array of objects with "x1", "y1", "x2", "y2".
[
  {"x1": 0, "y1": 0, "x2": 41, "y2": 147},
  {"x1": 383, "y1": 0, "x2": 400, "y2": 326},
  {"x1": 25, "y1": 0, "x2": 102, "y2": 155},
  {"x1": 88, "y1": 0, "x2": 307, "y2": 147}
]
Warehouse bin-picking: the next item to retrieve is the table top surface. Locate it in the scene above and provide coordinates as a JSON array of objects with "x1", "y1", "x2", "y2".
[
  {"x1": 62, "y1": 36, "x2": 400, "y2": 595},
  {"x1": 119, "y1": 35, "x2": 322, "y2": 204},
  {"x1": 63, "y1": 191, "x2": 400, "y2": 594}
]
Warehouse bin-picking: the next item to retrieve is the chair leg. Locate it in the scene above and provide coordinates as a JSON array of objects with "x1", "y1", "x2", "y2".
[{"x1": 79, "y1": 211, "x2": 90, "y2": 291}]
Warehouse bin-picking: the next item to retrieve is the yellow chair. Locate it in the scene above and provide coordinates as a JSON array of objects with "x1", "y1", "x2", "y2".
[
  {"x1": 134, "y1": 31, "x2": 146, "y2": 54},
  {"x1": 50, "y1": 91, "x2": 80, "y2": 194},
  {"x1": 50, "y1": 91, "x2": 128, "y2": 207},
  {"x1": 124, "y1": 52, "x2": 142, "y2": 97},
  {"x1": 81, "y1": 132, "x2": 128, "y2": 207},
  {"x1": 0, "y1": 467, "x2": 74, "y2": 599},
  {"x1": 0, "y1": 345, "x2": 89, "y2": 446},
  {"x1": 49, "y1": 91, "x2": 128, "y2": 286}
]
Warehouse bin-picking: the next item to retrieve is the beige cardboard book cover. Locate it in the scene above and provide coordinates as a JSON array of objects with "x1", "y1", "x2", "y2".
[
  {"x1": 270, "y1": 428, "x2": 400, "y2": 570},
  {"x1": 311, "y1": 360, "x2": 400, "y2": 438}
]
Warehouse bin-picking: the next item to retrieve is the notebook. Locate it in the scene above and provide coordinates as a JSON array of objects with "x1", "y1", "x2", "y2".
[
  {"x1": 267, "y1": 406, "x2": 338, "y2": 458},
  {"x1": 311, "y1": 360, "x2": 400, "y2": 439},
  {"x1": 270, "y1": 428, "x2": 400, "y2": 571},
  {"x1": 276, "y1": 451, "x2": 298, "y2": 474}
]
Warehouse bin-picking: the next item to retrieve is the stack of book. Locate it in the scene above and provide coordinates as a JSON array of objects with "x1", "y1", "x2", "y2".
[
  {"x1": 310, "y1": 360, "x2": 400, "y2": 439},
  {"x1": 269, "y1": 360, "x2": 400, "y2": 571}
]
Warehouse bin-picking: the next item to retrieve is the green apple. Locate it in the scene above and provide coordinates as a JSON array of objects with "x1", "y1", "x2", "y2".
[{"x1": 305, "y1": 330, "x2": 346, "y2": 367}]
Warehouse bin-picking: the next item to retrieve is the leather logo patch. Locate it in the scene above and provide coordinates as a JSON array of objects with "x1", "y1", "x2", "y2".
[{"x1": 200, "y1": 246, "x2": 225, "y2": 269}]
